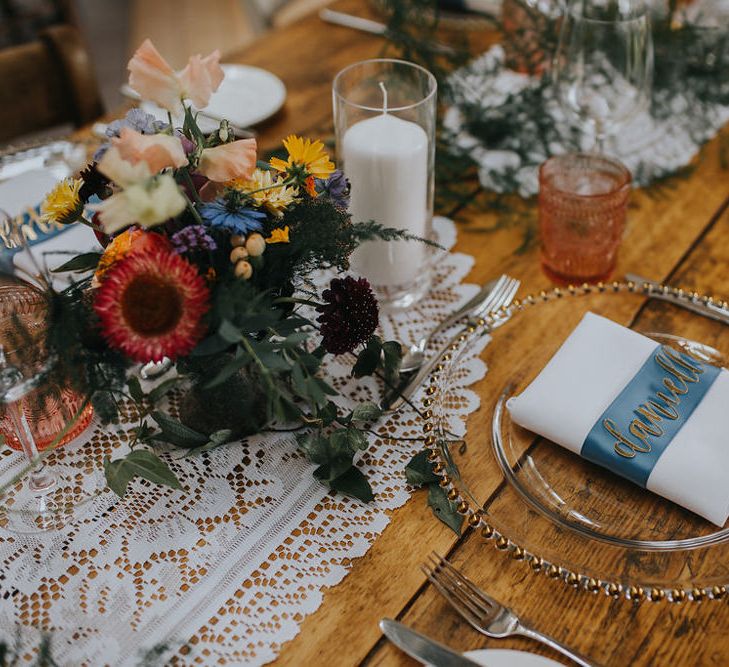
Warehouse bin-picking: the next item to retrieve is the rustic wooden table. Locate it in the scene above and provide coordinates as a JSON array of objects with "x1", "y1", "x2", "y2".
[{"x1": 118, "y1": 1, "x2": 729, "y2": 664}]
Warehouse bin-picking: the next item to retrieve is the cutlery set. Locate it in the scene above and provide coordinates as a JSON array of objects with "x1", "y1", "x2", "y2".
[{"x1": 383, "y1": 554, "x2": 596, "y2": 666}]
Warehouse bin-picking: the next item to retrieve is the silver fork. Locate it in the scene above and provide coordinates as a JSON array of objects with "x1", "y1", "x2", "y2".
[
  {"x1": 423, "y1": 554, "x2": 598, "y2": 667},
  {"x1": 382, "y1": 276, "x2": 520, "y2": 412}
]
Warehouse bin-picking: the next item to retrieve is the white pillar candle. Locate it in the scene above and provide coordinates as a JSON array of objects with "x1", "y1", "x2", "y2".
[{"x1": 343, "y1": 112, "x2": 429, "y2": 288}]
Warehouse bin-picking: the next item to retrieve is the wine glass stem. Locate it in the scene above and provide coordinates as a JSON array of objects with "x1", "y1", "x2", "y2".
[{"x1": 9, "y1": 401, "x2": 55, "y2": 493}]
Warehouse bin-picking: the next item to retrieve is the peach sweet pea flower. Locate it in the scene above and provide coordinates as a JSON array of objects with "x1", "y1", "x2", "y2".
[
  {"x1": 128, "y1": 39, "x2": 224, "y2": 113},
  {"x1": 197, "y1": 139, "x2": 257, "y2": 182},
  {"x1": 128, "y1": 40, "x2": 181, "y2": 113},
  {"x1": 113, "y1": 127, "x2": 188, "y2": 173},
  {"x1": 179, "y1": 52, "x2": 225, "y2": 109}
]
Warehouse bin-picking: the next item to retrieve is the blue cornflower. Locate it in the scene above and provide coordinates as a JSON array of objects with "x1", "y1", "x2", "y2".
[
  {"x1": 171, "y1": 225, "x2": 217, "y2": 254},
  {"x1": 198, "y1": 199, "x2": 267, "y2": 235},
  {"x1": 316, "y1": 169, "x2": 350, "y2": 211}
]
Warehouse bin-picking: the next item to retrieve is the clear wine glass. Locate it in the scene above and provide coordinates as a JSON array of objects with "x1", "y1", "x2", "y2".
[{"x1": 553, "y1": 0, "x2": 654, "y2": 154}]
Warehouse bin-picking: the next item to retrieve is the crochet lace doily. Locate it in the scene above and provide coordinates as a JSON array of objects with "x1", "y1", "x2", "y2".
[{"x1": 0, "y1": 218, "x2": 490, "y2": 666}]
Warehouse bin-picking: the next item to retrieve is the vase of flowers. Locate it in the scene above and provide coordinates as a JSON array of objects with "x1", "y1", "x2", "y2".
[{"x1": 14, "y1": 39, "x2": 428, "y2": 505}]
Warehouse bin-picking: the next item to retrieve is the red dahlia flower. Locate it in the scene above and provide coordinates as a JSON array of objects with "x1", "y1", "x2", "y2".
[{"x1": 94, "y1": 247, "x2": 210, "y2": 362}]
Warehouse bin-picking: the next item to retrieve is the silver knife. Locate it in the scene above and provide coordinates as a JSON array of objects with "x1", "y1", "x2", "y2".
[
  {"x1": 625, "y1": 273, "x2": 729, "y2": 326},
  {"x1": 380, "y1": 619, "x2": 484, "y2": 666},
  {"x1": 319, "y1": 9, "x2": 458, "y2": 56}
]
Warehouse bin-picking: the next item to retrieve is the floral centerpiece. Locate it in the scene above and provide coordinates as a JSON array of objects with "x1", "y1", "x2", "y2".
[{"x1": 23, "y1": 40, "x2": 426, "y2": 502}]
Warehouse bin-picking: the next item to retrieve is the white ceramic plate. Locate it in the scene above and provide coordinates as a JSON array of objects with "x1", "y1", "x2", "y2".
[
  {"x1": 464, "y1": 649, "x2": 566, "y2": 666},
  {"x1": 133, "y1": 64, "x2": 286, "y2": 133}
]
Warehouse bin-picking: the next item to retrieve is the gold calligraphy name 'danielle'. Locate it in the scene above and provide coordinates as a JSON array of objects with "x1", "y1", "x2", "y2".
[
  {"x1": 0, "y1": 208, "x2": 64, "y2": 250},
  {"x1": 602, "y1": 347, "x2": 705, "y2": 459}
]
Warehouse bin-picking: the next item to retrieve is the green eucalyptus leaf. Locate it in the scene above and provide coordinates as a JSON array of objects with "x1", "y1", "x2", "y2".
[
  {"x1": 298, "y1": 432, "x2": 331, "y2": 465},
  {"x1": 104, "y1": 455, "x2": 134, "y2": 497},
  {"x1": 218, "y1": 320, "x2": 242, "y2": 344},
  {"x1": 280, "y1": 332, "x2": 310, "y2": 347},
  {"x1": 405, "y1": 450, "x2": 438, "y2": 486},
  {"x1": 318, "y1": 401, "x2": 338, "y2": 426},
  {"x1": 313, "y1": 377, "x2": 338, "y2": 396},
  {"x1": 291, "y1": 364, "x2": 309, "y2": 398},
  {"x1": 329, "y1": 429, "x2": 350, "y2": 454},
  {"x1": 427, "y1": 484, "x2": 463, "y2": 536},
  {"x1": 298, "y1": 352, "x2": 322, "y2": 374},
  {"x1": 329, "y1": 466, "x2": 374, "y2": 502},
  {"x1": 127, "y1": 376, "x2": 145, "y2": 403},
  {"x1": 351, "y1": 402, "x2": 382, "y2": 423},
  {"x1": 104, "y1": 450, "x2": 182, "y2": 497},
  {"x1": 51, "y1": 252, "x2": 102, "y2": 273},
  {"x1": 151, "y1": 411, "x2": 208, "y2": 448},
  {"x1": 192, "y1": 334, "x2": 232, "y2": 357},
  {"x1": 352, "y1": 337, "x2": 382, "y2": 378},
  {"x1": 345, "y1": 428, "x2": 368, "y2": 451},
  {"x1": 148, "y1": 377, "x2": 182, "y2": 404},
  {"x1": 382, "y1": 340, "x2": 403, "y2": 384},
  {"x1": 203, "y1": 355, "x2": 249, "y2": 389}
]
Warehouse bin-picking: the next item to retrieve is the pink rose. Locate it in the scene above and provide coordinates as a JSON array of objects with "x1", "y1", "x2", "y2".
[
  {"x1": 179, "y1": 51, "x2": 224, "y2": 110},
  {"x1": 197, "y1": 139, "x2": 257, "y2": 182},
  {"x1": 113, "y1": 128, "x2": 188, "y2": 173},
  {"x1": 127, "y1": 39, "x2": 224, "y2": 113}
]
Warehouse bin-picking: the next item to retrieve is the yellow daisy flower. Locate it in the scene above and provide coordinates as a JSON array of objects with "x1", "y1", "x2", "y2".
[
  {"x1": 270, "y1": 135, "x2": 335, "y2": 180},
  {"x1": 266, "y1": 226, "x2": 290, "y2": 244},
  {"x1": 229, "y1": 168, "x2": 299, "y2": 217},
  {"x1": 40, "y1": 178, "x2": 84, "y2": 225}
]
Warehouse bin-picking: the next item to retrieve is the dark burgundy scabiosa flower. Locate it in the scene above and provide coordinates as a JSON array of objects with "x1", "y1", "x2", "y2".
[
  {"x1": 316, "y1": 276, "x2": 378, "y2": 355},
  {"x1": 78, "y1": 163, "x2": 111, "y2": 202}
]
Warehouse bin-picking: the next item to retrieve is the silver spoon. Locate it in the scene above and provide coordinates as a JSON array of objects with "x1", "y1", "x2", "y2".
[{"x1": 399, "y1": 277, "x2": 502, "y2": 374}]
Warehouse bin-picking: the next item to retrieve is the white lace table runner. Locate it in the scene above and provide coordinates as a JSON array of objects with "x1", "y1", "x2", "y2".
[
  {"x1": 444, "y1": 45, "x2": 729, "y2": 198},
  {"x1": 0, "y1": 217, "x2": 490, "y2": 666}
]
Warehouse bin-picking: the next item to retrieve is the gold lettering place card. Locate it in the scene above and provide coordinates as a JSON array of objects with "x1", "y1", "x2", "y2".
[{"x1": 507, "y1": 313, "x2": 729, "y2": 526}]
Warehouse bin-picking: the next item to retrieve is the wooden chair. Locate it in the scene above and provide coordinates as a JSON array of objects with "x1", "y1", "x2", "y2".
[{"x1": 0, "y1": 24, "x2": 103, "y2": 145}]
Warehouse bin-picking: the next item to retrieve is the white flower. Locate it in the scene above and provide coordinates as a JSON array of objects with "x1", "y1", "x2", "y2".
[
  {"x1": 92, "y1": 174, "x2": 186, "y2": 234},
  {"x1": 96, "y1": 146, "x2": 151, "y2": 187}
]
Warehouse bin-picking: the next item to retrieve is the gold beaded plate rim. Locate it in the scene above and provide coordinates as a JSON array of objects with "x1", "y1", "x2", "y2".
[{"x1": 419, "y1": 280, "x2": 729, "y2": 604}]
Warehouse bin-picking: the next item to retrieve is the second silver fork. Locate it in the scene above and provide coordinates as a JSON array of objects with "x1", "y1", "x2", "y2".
[{"x1": 423, "y1": 553, "x2": 598, "y2": 667}]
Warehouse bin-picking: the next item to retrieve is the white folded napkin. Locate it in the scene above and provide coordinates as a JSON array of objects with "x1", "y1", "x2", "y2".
[
  {"x1": 507, "y1": 312, "x2": 729, "y2": 526},
  {"x1": 0, "y1": 169, "x2": 99, "y2": 289}
]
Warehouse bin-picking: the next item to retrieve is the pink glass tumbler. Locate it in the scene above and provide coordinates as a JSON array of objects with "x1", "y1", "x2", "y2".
[{"x1": 538, "y1": 153, "x2": 631, "y2": 284}]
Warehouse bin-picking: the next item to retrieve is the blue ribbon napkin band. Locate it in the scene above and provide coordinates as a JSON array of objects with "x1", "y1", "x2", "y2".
[
  {"x1": 0, "y1": 206, "x2": 70, "y2": 273},
  {"x1": 580, "y1": 344, "x2": 721, "y2": 487}
]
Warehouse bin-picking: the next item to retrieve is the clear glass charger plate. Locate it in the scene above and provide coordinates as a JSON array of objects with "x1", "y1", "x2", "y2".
[{"x1": 425, "y1": 281, "x2": 729, "y2": 602}]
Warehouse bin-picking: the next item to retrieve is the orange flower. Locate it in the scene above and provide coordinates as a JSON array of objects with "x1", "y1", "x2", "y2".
[
  {"x1": 94, "y1": 229, "x2": 172, "y2": 283},
  {"x1": 304, "y1": 176, "x2": 317, "y2": 198},
  {"x1": 197, "y1": 138, "x2": 257, "y2": 182},
  {"x1": 113, "y1": 128, "x2": 188, "y2": 173}
]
